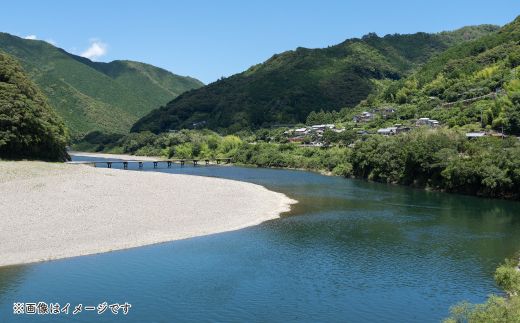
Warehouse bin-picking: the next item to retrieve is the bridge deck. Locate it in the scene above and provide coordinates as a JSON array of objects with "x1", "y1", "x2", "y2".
[{"x1": 67, "y1": 158, "x2": 232, "y2": 168}]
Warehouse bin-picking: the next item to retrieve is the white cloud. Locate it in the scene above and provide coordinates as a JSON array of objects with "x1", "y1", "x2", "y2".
[
  {"x1": 80, "y1": 39, "x2": 108, "y2": 60},
  {"x1": 24, "y1": 35, "x2": 37, "y2": 40}
]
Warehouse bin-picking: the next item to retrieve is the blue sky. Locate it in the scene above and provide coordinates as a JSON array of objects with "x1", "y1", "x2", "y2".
[{"x1": 2, "y1": 0, "x2": 518, "y2": 83}]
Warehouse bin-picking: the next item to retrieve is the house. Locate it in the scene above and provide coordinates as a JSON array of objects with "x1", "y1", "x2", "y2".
[
  {"x1": 309, "y1": 124, "x2": 335, "y2": 136},
  {"x1": 301, "y1": 142, "x2": 325, "y2": 147},
  {"x1": 465, "y1": 132, "x2": 487, "y2": 139},
  {"x1": 377, "y1": 127, "x2": 398, "y2": 136},
  {"x1": 374, "y1": 107, "x2": 396, "y2": 119},
  {"x1": 395, "y1": 125, "x2": 411, "y2": 134},
  {"x1": 416, "y1": 118, "x2": 440, "y2": 127},
  {"x1": 311, "y1": 124, "x2": 335, "y2": 130},
  {"x1": 285, "y1": 127, "x2": 310, "y2": 136},
  {"x1": 353, "y1": 112, "x2": 375, "y2": 123},
  {"x1": 285, "y1": 124, "x2": 344, "y2": 145},
  {"x1": 294, "y1": 127, "x2": 309, "y2": 135},
  {"x1": 377, "y1": 124, "x2": 410, "y2": 136},
  {"x1": 416, "y1": 117, "x2": 429, "y2": 126}
]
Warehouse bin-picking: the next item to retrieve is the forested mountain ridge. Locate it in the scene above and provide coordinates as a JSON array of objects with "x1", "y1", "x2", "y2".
[
  {"x1": 0, "y1": 32, "x2": 204, "y2": 138},
  {"x1": 369, "y1": 15, "x2": 520, "y2": 135},
  {"x1": 0, "y1": 51, "x2": 68, "y2": 161},
  {"x1": 131, "y1": 25, "x2": 498, "y2": 133},
  {"x1": 76, "y1": 18, "x2": 520, "y2": 200}
]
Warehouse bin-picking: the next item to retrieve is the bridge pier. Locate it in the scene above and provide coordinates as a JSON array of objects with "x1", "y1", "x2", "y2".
[{"x1": 69, "y1": 158, "x2": 233, "y2": 170}]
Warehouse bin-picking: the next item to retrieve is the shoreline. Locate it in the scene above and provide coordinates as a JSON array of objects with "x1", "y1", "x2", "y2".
[
  {"x1": 72, "y1": 151, "x2": 520, "y2": 201},
  {"x1": 0, "y1": 161, "x2": 296, "y2": 267},
  {"x1": 229, "y1": 164, "x2": 520, "y2": 202}
]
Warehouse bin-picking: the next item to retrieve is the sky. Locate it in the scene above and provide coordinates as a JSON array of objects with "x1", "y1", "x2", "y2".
[{"x1": 1, "y1": 0, "x2": 518, "y2": 84}]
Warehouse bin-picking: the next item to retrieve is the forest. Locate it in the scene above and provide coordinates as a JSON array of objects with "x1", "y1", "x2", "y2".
[
  {"x1": 0, "y1": 51, "x2": 68, "y2": 161},
  {"x1": 131, "y1": 26, "x2": 497, "y2": 133},
  {"x1": 74, "y1": 126, "x2": 520, "y2": 200},
  {"x1": 0, "y1": 32, "x2": 203, "y2": 138}
]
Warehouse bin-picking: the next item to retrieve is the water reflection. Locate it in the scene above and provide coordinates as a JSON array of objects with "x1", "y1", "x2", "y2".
[{"x1": 0, "y1": 157, "x2": 518, "y2": 322}]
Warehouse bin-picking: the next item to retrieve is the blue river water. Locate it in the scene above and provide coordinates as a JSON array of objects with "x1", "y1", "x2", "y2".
[{"x1": 1, "y1": 156, "x2": 519, "y2": 322}]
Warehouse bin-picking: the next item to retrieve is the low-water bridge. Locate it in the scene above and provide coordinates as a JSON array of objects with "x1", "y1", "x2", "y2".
[{"x1": 67, "y1": 158, "x2": 232, "y2": 169}]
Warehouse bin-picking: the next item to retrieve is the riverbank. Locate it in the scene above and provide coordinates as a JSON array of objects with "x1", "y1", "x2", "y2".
[
  {"x1": 0, "y1": 161, "x2": 296, "y2": 267},
  {"x1": 72, "y1": 127, "x2": 520, "y2": 201}
]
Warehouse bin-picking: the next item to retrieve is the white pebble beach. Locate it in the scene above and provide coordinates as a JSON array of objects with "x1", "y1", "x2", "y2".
[{"x1": 0, "y1": 160, "x2": 296, "y2": 267}]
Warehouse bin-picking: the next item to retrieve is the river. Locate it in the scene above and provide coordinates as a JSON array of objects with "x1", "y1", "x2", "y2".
[{"x1": 1, "y1": 156, "x2": 519, "y2": 322}]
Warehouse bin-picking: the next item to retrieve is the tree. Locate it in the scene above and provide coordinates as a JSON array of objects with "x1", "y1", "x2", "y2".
[
  {"x1": 445, "y1": 258, "x2": 520, "y2": 322},
  {"x1": 0, "y1": 52, "x2": 69, "y2": 161}
]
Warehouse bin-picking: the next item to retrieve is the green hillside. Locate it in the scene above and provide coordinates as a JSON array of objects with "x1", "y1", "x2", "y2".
[
  {"x1": 0, "y1": 33, "x2": 204, "y2": 138},
  {"x1": 0, "y1": 52, "x2": 68, "y2": 161},
  {"x1": 367, "y1": 15, "x2": 520, "y2": 135},
  {"x1": 131, "y1": 25, "x2": 498, "y2": 133},
  {"x1": 76, "y1": 17, "x2": 520, "y2": 200}
]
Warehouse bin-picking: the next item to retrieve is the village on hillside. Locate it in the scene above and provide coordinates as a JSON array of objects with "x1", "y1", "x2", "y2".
[{"x1": 281, "y1": 105, "x2": 510, "y2": 147}]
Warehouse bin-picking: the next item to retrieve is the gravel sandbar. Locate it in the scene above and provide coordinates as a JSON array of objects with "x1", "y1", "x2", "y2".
[{"x1": 0, "y1": 161, "x2": 296, "y2": 267}]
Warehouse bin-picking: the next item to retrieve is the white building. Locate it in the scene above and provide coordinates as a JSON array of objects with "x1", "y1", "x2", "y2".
[
  {"x1": 465, "y1": 132, "x2": 486, "y2": 139},
  {"x1": 294, "y1": 127, "x2": 309, "y2": 134},
  {"x1": 416, "y1": 118, "x2": 440, "y2": 127},
  {"x1": 377, "y1": 127, "x2": 398, "y2": 136},
  {"x1": 311, "y1": 124, "x2": 335, "y2": 130}
]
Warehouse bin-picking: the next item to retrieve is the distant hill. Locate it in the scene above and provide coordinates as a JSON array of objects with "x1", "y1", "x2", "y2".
[
  {"x1": 131, "y1": 25, "x2": 498, "y2": 133},
  {"x1": 0, "y1": 52, "x2": 68, "y2": 161},
  {"x1": 0, "y1": 33, "x2": 204, "y2": 138}
]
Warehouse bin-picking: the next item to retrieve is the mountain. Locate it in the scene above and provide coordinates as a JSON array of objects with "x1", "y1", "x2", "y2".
[
  {"x1": 0, "y1": 52, "x2": 68, "y2": 161},
  {"x1": 0, "y1": 33, "x2": 204, "y2": 138},
  {"x1": 131, "y1": 25, "x2": 498, "y2": 133},
  {"x1": 374, "y1": 15, "x2": 520, "y2": 135}
]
